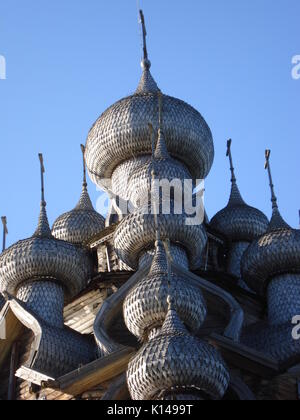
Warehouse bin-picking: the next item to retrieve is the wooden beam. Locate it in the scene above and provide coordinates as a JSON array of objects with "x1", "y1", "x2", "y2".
[
  {"x1": 210, "y1": 333, "x2": 279, "y2": 378},
  {"x1": 45, "y1": 347, "x2": 135, "y2": 397},
  {"x1": 7, "y1": 342, "x2": 18, "y2": 400}
]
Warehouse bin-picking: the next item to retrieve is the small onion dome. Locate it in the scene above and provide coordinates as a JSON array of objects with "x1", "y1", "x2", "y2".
[
  {"x1": 127, "y1": 301, "x2": 229, "y2": 400},
  {"x1": 52, "y1": 146, "x2": 105, "y2": 245},
  {"x1": 0, "y1": 155, "x2": 92, "y2": 299},
  {"x1": 114, "y1": 205, "x2": 207, "y2": 270},
  {"x1": 127, "y1": 128, "x2": 192, "y2": 207},
  {"x1": 0, "y1": 203, "x2": 92, "y2": 299},
  {"x1": 52, "y1": 183, "x2": 105, "y2": 245},
  {"x1": 85, "y1": 53, "x2": 214, "y2": 189},
  {"x1": 123, "y1": 241, "x2": 207, "y2": 340},
  {"x1": 241, "y1": 208, "x2": 300, "y2": 295},
  {"x1": 210, "y1": 141, "x2": 268, "y2": 242},
  {"x1": 241, "y1": 150, "x2": 300, "y2": 295}
]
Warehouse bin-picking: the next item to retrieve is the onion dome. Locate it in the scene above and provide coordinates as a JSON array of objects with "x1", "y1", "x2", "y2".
[
  {"x1": 210, "y1": 140, "x2": 268, "y2": 242},
  {"x1": 241, "y1": 150, "x2": 300, "y2": 295},
  {"x1": 124, "y1": 240, "x2": 207, "y2": 340},
  {"x1": 16, "y1": 280, "x2": 65, "y2": 328},
  {"x1": 52, "y1": 145, "x2": 105, "y2": 245},
  {"x1": 127, "y1": 298, "x2": 229, "y2": 400},
  {"x1": 114, "y1": 121, "x2": 207, "y2": 269},
  {"x1": 0, "y1": 155, "x2": 92, "y2": 299},
  {"x1": 114, "y1": 205, "x2": 207, "y2": 270},
  {"x1": 85, "y1": 12, "x2": 214, "y2": 190}
]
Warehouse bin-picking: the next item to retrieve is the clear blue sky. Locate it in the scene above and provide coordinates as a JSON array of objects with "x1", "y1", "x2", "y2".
[{"x1": 0, "y1": 0, "x2": 299, "y2": 247}]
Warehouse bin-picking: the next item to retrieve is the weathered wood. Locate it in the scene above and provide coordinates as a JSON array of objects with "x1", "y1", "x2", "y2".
[
  {"x1": 45, "y1": 347, "x2": 135, "y2": 397},
  {"x1": 101, "y1": 373, "x2": 129, "y2": 401},
  {"x1": 271, "y1": 374, "x2": 298, "y2": 400},
  {"x1": 174, "y1": 265, "x2": 244, "y2": 342},
  {"x1": 93, "y1": 265, "x2": 149, "y2": 355},
  {"x1": 210, "y1": 333, "x2": 279, "y2": 378},
  {"x1": 0, "y1": 305, "x2": 25, "y2": 369},
  {"x1": 64, "y1": 290, "x2": 106, "y2": 316},
  {"x1": 7, "y1": 342, "x2": 18, "y2": 400}
]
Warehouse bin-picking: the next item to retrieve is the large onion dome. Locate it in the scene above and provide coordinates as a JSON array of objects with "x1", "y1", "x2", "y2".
[
  {"x1": 210, "y1": 140, "x2": 268, "y2": 242},
  {"x1": 85, "y1": 13, "x2": 214, "y2": 190},
  {"x1": 123, "y1": 240, "x2": 207, "y2": 340},
  {"x1": 52, "y1": 146, "x2": 105, "y2": 245},
  {"x1": 241, "y1": 151, "x2": 300, "y2": 296},
  {"x1": 127, "y1": 299, "x2": 229, "y2": 400},
  {"x1": 241, "y1": 211, "x2": 300, "y2": 295},
  {"x1": 0, "y1": 156, "x2": 92, "y2": 299}
]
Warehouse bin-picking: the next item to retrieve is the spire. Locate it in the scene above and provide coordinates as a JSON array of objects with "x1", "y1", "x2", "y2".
[
  {"x1": 135, "y1": 10, "x2": 160, "y2": 94},
  {"x1": 1, "y1": 216, "x2": 8, "y2": 252},
  {"x1": 148, "y1": 122, "x2": 161, "y2": 240},
  {"x1": 140, "y1": 9, "x2": 149, "y2": 65},
  {"x1": 149, "y1": 240, "x2": 168, "y2": 275},
  {"x1": 264, "y1": 150, "x2": 290, "y2": 231},
  {"x1": 75, "y1": 145, "x2": 94, "y2": 210},
  {"x1": 149, "y1": 123, "x2": 156, "y2": 161},
  {"x1": 226, "y1": 139, "x2": 245, "y2": 206},
  {"x1": 81, "y1": 144, "x2": 87, "y2": 188},
  {"x1": 33, "y1": 154, "x2": 52, "y2": 238},
  {"x1": 154, "y1": 92, "x2": 170, "y2": 160},
  {"x1": 160, "y1": 295, "x2": 187, "y2": 336}
]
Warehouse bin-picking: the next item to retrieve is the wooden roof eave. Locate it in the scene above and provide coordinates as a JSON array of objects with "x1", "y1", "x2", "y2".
[
  {"x1": 0, "y1": 301, "x2": 25, "y2": 369},
  {"x1": 43, "y1": 347, "x2": 135, "y2": 398},
  {"x1": 0, "y1": 296, "x2": 43, "y2": 378}
]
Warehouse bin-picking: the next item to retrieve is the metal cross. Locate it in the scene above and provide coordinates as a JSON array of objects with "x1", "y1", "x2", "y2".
[
  {"x1": 226, "y1": 139, "x2": 236, "y2": 183},
  {"x1": 1, "y1": 216, "x2": 8, "y2": 252},
  {"x1": 80, "y1": 144, "x2": 87, "y2": 186},
  {"x1": 139, "y1": 10, "x2": 148, "y2": 61},
  {"x1": 38, "y1": 153, "x2": 45, "y2": 204},
  {"x1": 265, "y1": 149, "x2": 278, "y2": 210}
]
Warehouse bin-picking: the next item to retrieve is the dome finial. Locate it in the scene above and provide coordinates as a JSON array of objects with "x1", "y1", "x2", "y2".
[
  {"x1": 148, "y1": 122, "x2": 161, "y2": 243},
  {"x1": 80, "y1": 144, "x2": 87, "y2": 188},
  {"x1": 139, "y1": 10, "x2": 150, "y2": 69},
  {"x1": 264, "y1": 150, "x2": 278, "y2": 211},
  {"x1": 264, "y1": 149, "x2": 290, "y2": 231},
  {"x1": 226, "y1": 139, "x2": 245, "y2": 206},
  {"x1": 149, "y1": 123, "x2": 161, "y2": 243},
  {"x1": 155, "y1": 92, "x2": 170, "y2": 160},
  {"x1": 33, "y1": 154, "x2": 52, "y2": 238},
  {"x1": 75, "y1": 145, "x2": 94, "y2": 210},
  {"x1": 135, "y1": 10, "x2": 160, "y2": 94},
  {"x1": 39, "y1": 153, "x2": 46, "y2": 205},
  {"x1": 1, "y1": 216, "x2": 8, "y2": 252},
  {"x1": 226, "y1": 139, "x2": 237, "y2": 184}
]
